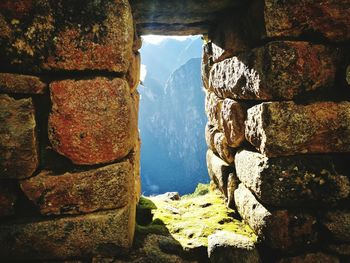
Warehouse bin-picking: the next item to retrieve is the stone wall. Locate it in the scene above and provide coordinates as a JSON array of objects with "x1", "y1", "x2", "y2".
[
  {"x1": 204, "y1": 0, "x2": 350, "y2": 262},
  {"x1": 0, "y1": 0, "x2": 140, "y2": 261}
]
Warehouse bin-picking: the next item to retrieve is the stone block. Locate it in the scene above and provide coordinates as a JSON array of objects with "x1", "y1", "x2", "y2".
[
  {"x1": 49, "y1": 77, "x2": 137, "y2": 165},
  {"x1": 245, "y1": 101, "x2": 350, "y2": 157},
  {"x1": 209, "y1": 41, "x2": 339, "y2": 100},
  {"x1": 208, "y1": 231, "x2": 260, "y2": 263},
  {"x1": 321, "y1": 210, "x2": 350, "y2": 242},
  {"x1": 126, "y1": 52, "x2": 141, "y2": 93},
  {"x1": 205, "y1": 91, "x2": 223, "y2": 129},
  {"x1": 205, "y1": 123, "x2": 219, "y2": 153},
  {"x1": 235, "y1": 150, "x2": 350, "y2": 207},
  {"x1": 0, "y1": 73, "x2": 46, "y2": 94},
  {"x1": 20, "y1": 161, "x2": 134, "y2": 216},
  {"x1": 234, "y1": 184, "x2": 318, "y2": 252},
  {"x1": 0, "y1": 0, "x2": 133, "y2": 73},
  {"x1": 214, "y1": 133, "x2": 235, "y2": 165},
  {"x1": 347, "y1": 65, "x2": 350, "y2": 86},
  {"x1": 0, "y1": 94, "x2": 38, "y2": 179},
  {"x1": 265, "y1": 0, "x2": 350, "y2": 42},
  {"x1": 327, "y1": 244, "x2": 350, "y2": 257},
  {"x1": 276, "y1": 253, "x2": 339, "y2": 263},
  {"x1": 0, "y1": 206, "x2": 136, "y2": 261},
  {"x1": 0, "y1": 182, "x2": 18, "y2": 218},
  {"x1": 206, "y1": 149, "x2": 236, "y2": 199},
  {"x1": 202, "y1": 43, "x2": 212, "y2": 90}
]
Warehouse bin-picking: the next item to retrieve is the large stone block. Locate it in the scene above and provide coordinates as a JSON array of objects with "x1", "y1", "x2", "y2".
[
  {"x1": 0, "y1": 206, "x2": 136, "y2": 261},
  {"x1": 265, "y1": 0, "x2": 350, "y2": 42},
  {"x1": 205, "y1": 91, "x2": 223, "y2": 129},
  {"x1": 209, "y1": 41, "x2": 339, "y2": 100},
  {"x1": 0, "y1": 182, "x2": 18, "y2": 218},
  {"x1": 20, "y1": 161, "x2": 134, "y2": 216},
  {"x1": 234, "y1": 184, "x2": 318, "y2": 252},
  {"x1": 0, "y1": 0, "x2": 133, "y2": 72},
  {"x1": 0, "y1": 73, "x2": 46, "y2": 94},
  {"x1": 49, "y1": 77, "x2": 137, "y2": 165},
  {"x1": 206, "y1": 149, "x2": 236, "y2": 199},
  {"x1": 235, "y1": 150, "x2": 350, "y2": 207},
  {"x1": 126, "y1": 52, "x2": 141, "y2": 93},
  {"x1": 202, "y1": 43, "x2": 212, "y2": 90},
  {"x1": 0, "y1": 94, "x2": 38, "y2": 179},
  {"x1": 321, "y1": 211, "x2": 350, "y2": 242},
  {"x1": 245, "y1": 101, "x2": 350, "y2": 157},
  {"x1": 276, "y1": 253, "x2": 339, "y2": 263}
]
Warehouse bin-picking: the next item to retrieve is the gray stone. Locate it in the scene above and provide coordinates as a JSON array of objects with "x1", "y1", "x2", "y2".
[
  {"x1": 208, "y1": 231, "x2": 260, "y2": 263},
  {"x1": 245, "y1": 101, "x2": 350, "y2": 157},
  {"x1": 321, "y1": 211, "x2": 350, "y2": 242},
  {"x1": 235, "y1": 150, "x2": 350, "y2": 207}
]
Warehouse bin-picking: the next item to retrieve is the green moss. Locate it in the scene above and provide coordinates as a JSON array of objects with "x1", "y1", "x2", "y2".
[
  {"x1": 138, "y1": 196, "x2": 157, "y2": 210},
  {"x1": 142, "y1": 184, "x2": 257, "y2": 250}
]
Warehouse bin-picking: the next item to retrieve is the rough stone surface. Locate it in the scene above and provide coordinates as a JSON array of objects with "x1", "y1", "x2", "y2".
[
  {"x1": 214, "y1": 132, "x2": 235, "y2": 165},
  {"x1": 276, "y1": 253, "x2": 340, "y2": 263},
  {"x1": 130, "y1": 138, "x2": 141, "y2": 202},
  {"x1": 0, "y1": 182, "x2": 18, "y2": 218},
  {"x1": 321, "y1": 211, "x2": 350, "y2": 242},
  {"x1": 0, "y1": 0, "x2": 133, "y2": 72},
  {"x1": 234, "y1": 184, "x2": 318, "y2": 251},
  {"x1": 205, "y1": 91, "x2": 223, "y2": 129},
  {"x1": 49, "y1": 77, "x2": 137, "y2": 165},
  {"x1": 235, "y1": 150, "x2": 350, "y2": 207},
  {"x1": 209, "y1": 41, "x2": 339, "y2": 100},
  {"x1": 127, "y1": 52, "x2": 140, "y2": 93},
  {"x1": 202, "y1": 43, "x2": 212, "y2": 90},
  {"x1": 0, "y1": 206, "x2": 136, "y2": 261},
  {"x1": 205, "y1": 123, "x2": 219, "y2": 153},
  {"x1": 20, "y1": 161, "x2": 134, "y2": 216},
  {"x1": 208, "y1": 231, "x2": 260, "y2": 263},
  {"x1": 0, "y1": 73, "x2": 46, "y2": 94},
  {"x1": 265, "y1": 0, "x2": 350, "y2": 42},
  {"x1": 327, "y1": 244, "x2": 350, "y2": 256},
  {"x1": 206, "y1": 149, "x2": 236, "y2": 199},
  {"x1": 347, "y1": 65, "x2": 350, "y2": 86},
  {"x1": 245, "y1": 101, "x2": 350, "y2": 157},
  {"x1": 0, "y1": 94, "x2": 38, "y2": 179},
  {"x1": 227, "y1": 173, "x2": 237, "y2": 209}
]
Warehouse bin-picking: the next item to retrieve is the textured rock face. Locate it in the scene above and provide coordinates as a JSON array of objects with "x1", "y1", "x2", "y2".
[
  {"x1": 20, "y1": 161, "x2": 134, "y2": 215},
  {"x1": 127, "y1": 52, "x2": 141, "y2": 93},
  {"x1": 245, "y1": 101, "x2": 350, "y2": 157},
  {"x1": 234, "y1": 184, "x2": 318, "y2": 251},
  {"x1": 0, "y1": 206, "x2": 135, "y2": 261},
  {"x1": 265, "y1": 0, "x2": 350, "y2": 42},
  {"x1": 277, "y1": 253, "x2": 340, "y2": 263},
  {"x1": 49, "y1": 78, "x2": 137, "y2": 165},
  {"x1": 208, "y1": 231, "x2": 260, "y2": 263},
  {"x1": 206, "y1": 149, "x2": 236, "y2": 199},
  {"x1": 209, "y1": 42, "x2": 339, "y2": 100},
  {"x1": 0, "y1": 73, "x2": 46, "y2": 94},
  {"x1": 205, "y1": 91, "x2": 223, "y2": 129},
  {"x1": 0, "y1": 0, "x2": 133, "y2": 72},
  {"x1": 0, "y1": 94, "x2": 38, "y2": 179},
  {"x1": 0, "y1": 182, "x2": 17, "y2": 218},
  {"x1": 321, "y1": 211, "x2": 350, "y2": 242},
  {"x1": 235, "y1": 150, "x2": 350, "y2": 207}
]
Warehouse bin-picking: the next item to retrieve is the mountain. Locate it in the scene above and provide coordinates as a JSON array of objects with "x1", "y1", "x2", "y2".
[{"x1": 138, "y1": 37, "x2": 209, "y2": 195}]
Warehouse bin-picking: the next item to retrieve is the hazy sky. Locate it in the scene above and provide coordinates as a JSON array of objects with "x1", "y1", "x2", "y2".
[{"x1": 141, "y1": 35, "x2": 196, "y2": 45}]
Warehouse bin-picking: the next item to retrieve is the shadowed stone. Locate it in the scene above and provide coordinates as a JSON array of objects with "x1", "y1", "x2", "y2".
[
  {"x1": 0, "y1": 206, "x2": 136, "y2": 261},
  {"x1": 0, "y1": 94, "x2": 38, "y2": 179},
  {"x1": 0, "y1": 182, "x2": 17, "y2": 218},
  {"x1": 0, "y1": 73, "x2": 46, "y2": 94},
  {"x1": 0, "y1": 0, "x2": 133, "y2": 73},
  {"x1": 347, "y1": 65, "x2": 350, "y2": 85},
  {"x1": 234, "y1": 184, "x2": 318, "y2": 252},
  {"x1": 202, "y1": 43, "x2": 212, "y2": 90},
  {"x1": 206, "y1": 149, "x2": 236, "y2": 199},
  {"x1": 245, "y1": 101, "x2": 350, "y2": 157},
  {"x1": 327, "y1": 244, "x2": 350, "y2": 257},
  {"x1": 49, "y1": 77, "x2": 137, "y2": 165},
  {"x1": 321, "y1": 211, "x2": 350, "y2": 242},
  {"x1": 127, "y1": 52, "x2": 141, "y2": 93},
  {"x1": 276, "y1": 253, "x2": 339, "y2": 263},
  {"x1": 265, "y1": 0, "x2": 350, "y2": 42},
  {"x1": 208, "y1": 231, "x2": 260, "y2": 263},
  {"x1": 235, "y1": 150, "x2": 350, "y2": 207},
  {"x1": 205, "y1": 91, "x2": 223, "y2": 129},
  {"x1": 20, "y1": 161, "x2": 134, "y2": 216},
  {"x1": 209, "y1": 41, "x2": 339, "y2": 101}
]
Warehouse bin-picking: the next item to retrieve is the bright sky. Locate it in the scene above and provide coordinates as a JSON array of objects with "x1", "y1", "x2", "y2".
[{"x1": 141, "y1": 35, "x2": 195, "y2": 45}]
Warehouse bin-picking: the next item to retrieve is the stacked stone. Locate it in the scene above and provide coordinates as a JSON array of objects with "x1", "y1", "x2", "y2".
[
  {"x1": 204, "y1": 0, "x2": 350, "y2": 262},
  {"x1": 0, "y1": 0, "x2": 140, "y2": 261}
]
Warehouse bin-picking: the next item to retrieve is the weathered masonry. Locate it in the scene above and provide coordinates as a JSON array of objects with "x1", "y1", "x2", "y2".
[{"x1": 0, "y1": 0, "x2": 350, "y2": 262}]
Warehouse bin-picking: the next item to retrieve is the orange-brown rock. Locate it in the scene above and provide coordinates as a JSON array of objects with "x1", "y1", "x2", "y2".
[
  {"x1": 235, "y1": 184, "x2": 318, "y2": 252},
  {"x1": 0, "y1": 0, "x2": 133, "y2": 73},
  {"x1": 0, "y1": 182, "x2": 17, "y2": 218},
  {"x1": 20, "y1": 161, "x2": 134, "y2": 216},
  {"x1": 277, "y1": 253, "x2": 339, "y2": 263},
  {"x1": 209, "y1": 41, "x2": 339, "y2": 101},
  {"x1": 0, "y1": 206, "x2": 136, "y2": 261},
  {"x1": 0, "y1": 94, "x2": 38, "y2": 179},
  {"x1": 265, "y1": 0, "x2": 350, "y2": 42},
  {"x1": 245, "y1": 101, "x2": 350, "y2": 157},
  {"x1": 48, "y1": 78, "x2": 137, "y2": 165},
  {"x1": 0, "y1": 73, "x2": 46, "y2": 94},
  {"x1": 127, "y1": 52, "x2": 141, "y2": 93},
  {"x1": 235, "y1": 150, "x2": 350, "y2": 207}
]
